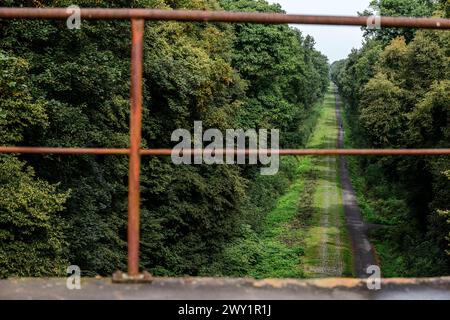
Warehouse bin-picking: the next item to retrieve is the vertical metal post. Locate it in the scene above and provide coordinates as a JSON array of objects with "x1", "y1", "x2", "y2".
[{"x1": 128, "y1": 18, "x2": 144, "y2": 277}]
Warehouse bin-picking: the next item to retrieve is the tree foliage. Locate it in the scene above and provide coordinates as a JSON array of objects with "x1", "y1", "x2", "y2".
[
  {"x1": 360, "y1": 0, "x2": 437, "y2": 42},
  {"x1": 0, "y1": 0, "x2": 328, "y2": 277},
  {"x1": 334, "y1": 1, "x2": 450, "y2": 275},
  {"x1": 0, "y1": 50, "x2": 69, "y2": 277},
  {"x1": 220, "y1": 0, "x2": 329, "y2": 147}
]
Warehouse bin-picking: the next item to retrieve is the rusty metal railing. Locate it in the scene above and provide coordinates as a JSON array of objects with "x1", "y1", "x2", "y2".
[
  {"x1": 1, "y1": 147, "x2": 449, "y2": 156},
  {"x1": 1, "y1": 8, "x2": 450, "y2": 28},
  {"x1": 1, "y1": 7, "x2": 450, "y2": 277}
]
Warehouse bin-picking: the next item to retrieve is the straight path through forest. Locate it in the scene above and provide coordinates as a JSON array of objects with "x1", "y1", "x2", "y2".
[
  {"x1": 253, "y1": 85, "x2": 377, "y2": 279},
  {"x1": 302, "y1": 85, "x2": 378, "y2": 278},
  {"x1": 334, "y1": 88, "x2": 378, "y2": 278},
  {"x1": 302, "y1": 87, "x2": 348, "y2": 277}
]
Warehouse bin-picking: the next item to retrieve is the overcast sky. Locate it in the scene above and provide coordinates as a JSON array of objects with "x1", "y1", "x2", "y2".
[{"x1": 268, "y1": 0, "x2": 371, "y2": 62}]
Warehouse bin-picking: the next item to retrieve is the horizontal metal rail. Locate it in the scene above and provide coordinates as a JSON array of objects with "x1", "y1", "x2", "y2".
[
  {"x1": 141, "y1": 149, "x2": 450, "y2": 156},
  {"x1": 0, "y1": 147, "x2": 449, "y2": 156},
  {"x1": 0, "y1": 147, "x2": 130, "y2": 155},
  {"x1": 0, "y1": 8, "x2": 449, "y2": 29}
]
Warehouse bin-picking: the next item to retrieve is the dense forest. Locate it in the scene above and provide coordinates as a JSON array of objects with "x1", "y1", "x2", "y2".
[
  {"x1": 0, "y1": 0, "x2": 329, "y2": 277},
  {"x1": 331, "y1": 0, "x2": 450, "y2": 276},
  {"x1": 1, "y1": 0, "x2": 448, "y2": 279}
]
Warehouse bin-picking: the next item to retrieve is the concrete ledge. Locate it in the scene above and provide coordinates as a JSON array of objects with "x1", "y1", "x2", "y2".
[{"x1": 1, "y1": 277, "x2": 449, "y2": 300}]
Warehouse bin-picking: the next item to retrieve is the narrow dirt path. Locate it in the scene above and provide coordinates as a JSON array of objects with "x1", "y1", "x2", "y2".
[{"x1": 334, "y1": 88, "x2": 378, "y2": 278}]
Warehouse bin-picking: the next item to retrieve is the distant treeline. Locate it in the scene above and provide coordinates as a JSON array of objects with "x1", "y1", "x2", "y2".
[
  {"x1": 0, "y1": 0, "x2": 329, "y2": 277},
  {"x1": 331, "y1": 0, "x2": 449, "y2": 276}
]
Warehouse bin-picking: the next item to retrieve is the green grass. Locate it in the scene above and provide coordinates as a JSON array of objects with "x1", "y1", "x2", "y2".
[
  {"x1": 301, "y1": 85, "x2": 353, "y2": 277},
  {"x1": 370, "y1": 240, "x2": 405, "y2": 277},
  {"x1": 240, "y1": 97, "x2": 328, "y2": 278},
  {"x1": 249, "y1": 156, "x2": 314, "y2": 278}
]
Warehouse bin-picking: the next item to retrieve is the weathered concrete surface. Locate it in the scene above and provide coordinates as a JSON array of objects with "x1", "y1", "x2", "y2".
[{"x1": 1, "y1": 277, "x2": 449, "y2": 300}]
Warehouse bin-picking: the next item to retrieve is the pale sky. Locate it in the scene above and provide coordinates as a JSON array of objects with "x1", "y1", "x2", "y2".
[{"x1": 268, "y1": 0, "x2": 371, "y2": 62}]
